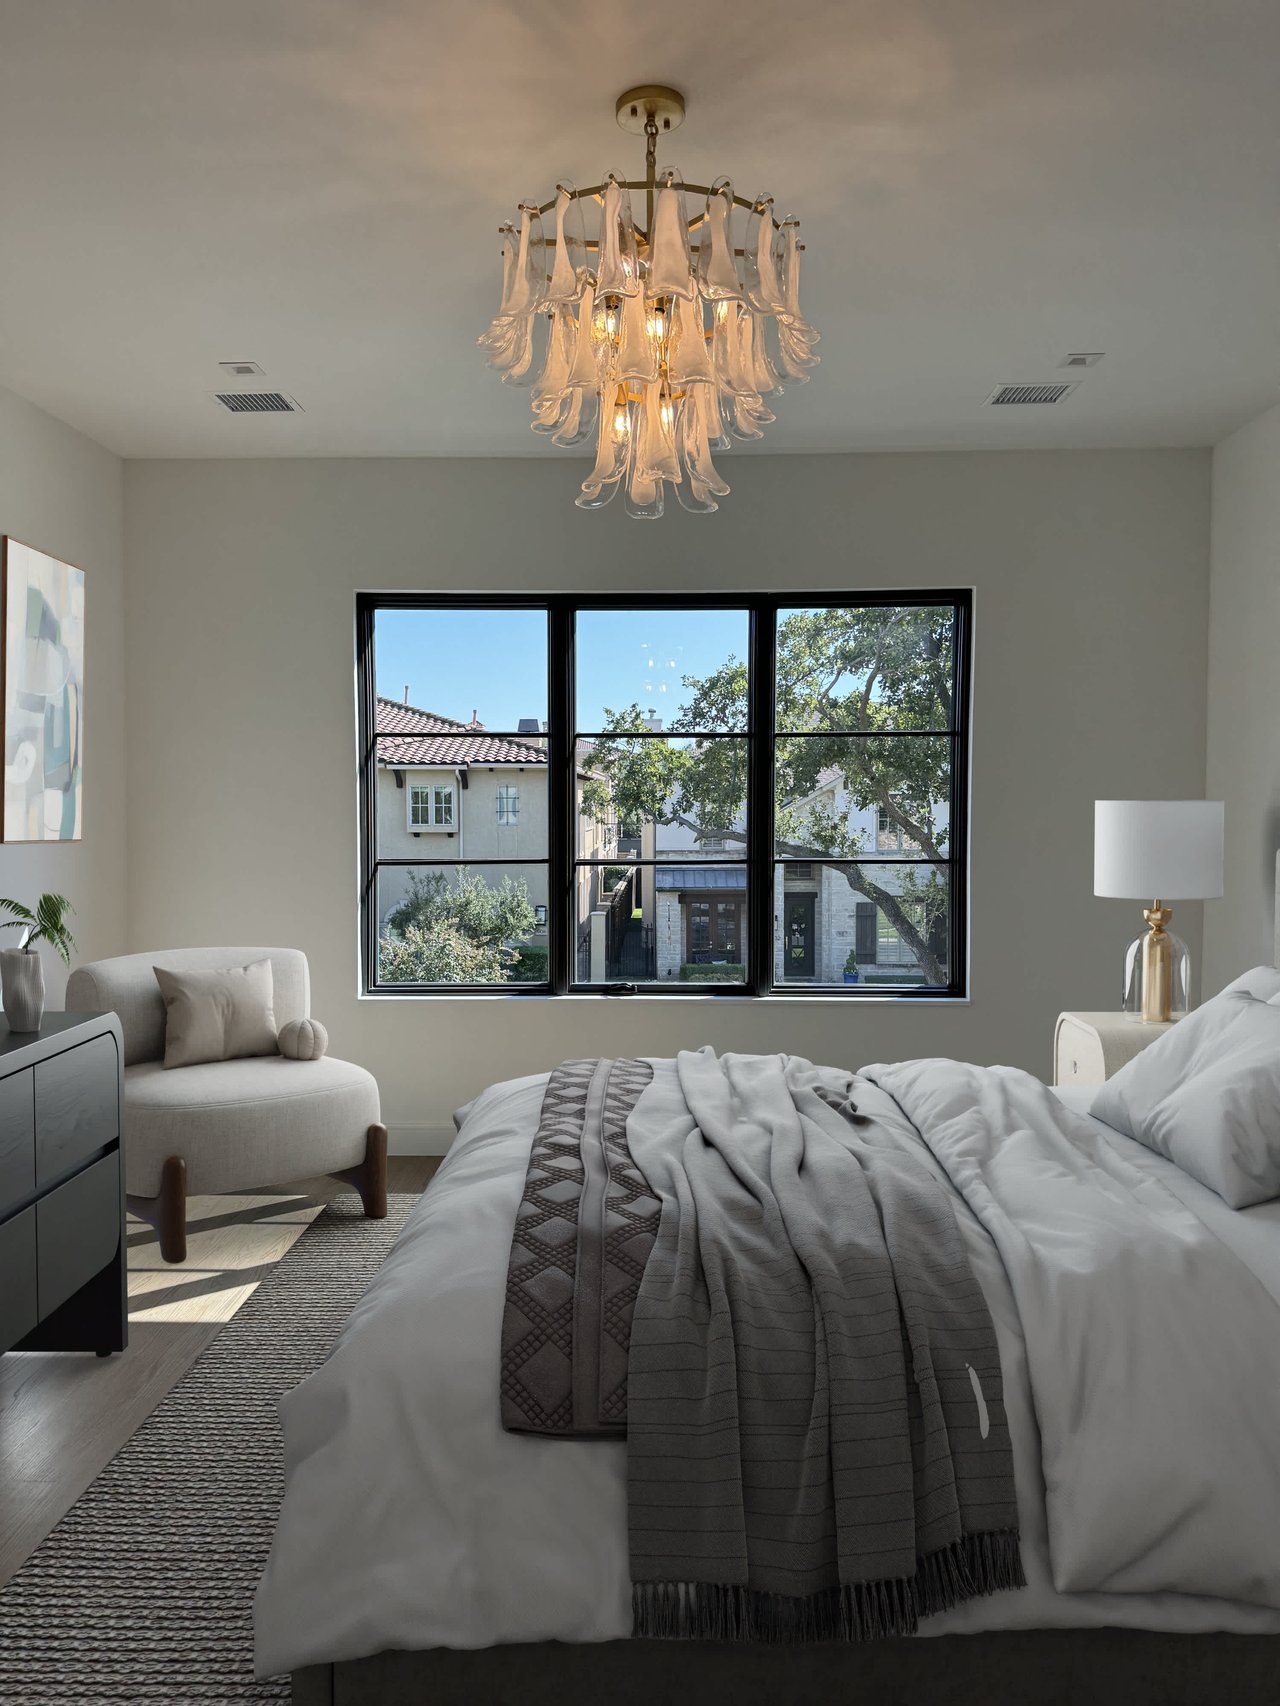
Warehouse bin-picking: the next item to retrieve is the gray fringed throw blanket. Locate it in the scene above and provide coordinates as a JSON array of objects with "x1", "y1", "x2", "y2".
[{"x1": 502, "y1": 1048, "x2": 1024, "y2": 1641}]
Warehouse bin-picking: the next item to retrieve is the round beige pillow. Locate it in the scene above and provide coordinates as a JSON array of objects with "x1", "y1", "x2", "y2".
[{"x1": 278, "y1": 1017, "x2": 329, "y2": 1061}]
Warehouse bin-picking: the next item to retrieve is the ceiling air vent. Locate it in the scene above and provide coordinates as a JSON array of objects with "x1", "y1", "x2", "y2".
[
  {"x1": 210, "y1": 391, "x2": 301, "y2": 413},
  {"x1": 985, "y1": 382, "x2": 1078, "y2": 406}
]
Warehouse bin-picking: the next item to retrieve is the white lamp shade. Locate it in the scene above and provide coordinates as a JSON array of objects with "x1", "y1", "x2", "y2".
[{"x1": 1094, "y1": 800, "x2": 1224, "y2": 900}]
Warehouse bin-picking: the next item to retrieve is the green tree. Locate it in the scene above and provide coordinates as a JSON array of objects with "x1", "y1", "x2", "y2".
[
  {"x1": 580, "y1": 606, "x2": 954, "y2": 984},
  {"x1": 379, "y1": 869, "x2": 537, "y2": 984}
]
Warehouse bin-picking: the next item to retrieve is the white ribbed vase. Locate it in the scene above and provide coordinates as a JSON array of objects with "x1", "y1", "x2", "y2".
[{"x1": 2, "y1": 948, "x2": 46, "y2": 1032}]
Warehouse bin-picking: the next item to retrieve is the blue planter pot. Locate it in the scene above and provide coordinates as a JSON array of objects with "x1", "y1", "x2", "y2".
[{"x1": 843, "y1": 970, "x2": 859, "y2": 984}]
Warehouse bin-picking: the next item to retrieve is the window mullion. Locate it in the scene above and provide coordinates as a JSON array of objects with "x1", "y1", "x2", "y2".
[
  {"x1": 747, "y1": 603, "x2": 776, "y2": 997},
  {"x1": 548, "y1": 601, "x2": 572, "y2": 994}
]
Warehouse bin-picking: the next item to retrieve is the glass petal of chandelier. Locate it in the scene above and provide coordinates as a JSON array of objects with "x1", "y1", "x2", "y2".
[{"x1": 478, "y1": 85, "x2": 820, "y2": 519}]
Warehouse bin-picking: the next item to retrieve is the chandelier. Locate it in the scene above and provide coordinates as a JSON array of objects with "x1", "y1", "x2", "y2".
[{"x1": 479, "y1": 86, "x2": 820, "y2": 518}]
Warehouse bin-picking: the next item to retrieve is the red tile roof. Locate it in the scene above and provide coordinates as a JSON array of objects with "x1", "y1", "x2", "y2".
[{"x1": 375, "y1": 697, "x2": 547, "y2": 767}]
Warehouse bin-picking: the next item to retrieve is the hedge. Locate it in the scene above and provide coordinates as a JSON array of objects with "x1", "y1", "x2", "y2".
[
  {"x1": 678, "y1": 963, "x2": 745, "y2": 983},
  {"x1": 510, "y1": 946, "x2": 549, "y2": 983}
]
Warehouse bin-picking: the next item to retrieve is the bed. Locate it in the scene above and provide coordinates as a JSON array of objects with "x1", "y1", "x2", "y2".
[{"x1": 265, "y1": 885, "x2": 1280, "y2": 1706}]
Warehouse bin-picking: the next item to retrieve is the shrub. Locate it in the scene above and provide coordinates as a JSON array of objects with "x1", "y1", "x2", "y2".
[
  {"x1": 678, "y1": 963, "x2": 745, "y2": 983},
  {"x1": 380, "y1": 868, "x2": 538, "y2": 985},
  {"x1": 378, "y1": 921, "x2": 508, "y2": 985},
  {"x1": 510, "y1": 945, "x2": 549, "y2": 983}
]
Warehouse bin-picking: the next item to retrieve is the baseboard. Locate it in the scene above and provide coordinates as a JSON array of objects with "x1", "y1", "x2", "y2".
[{"x1": 386, "y1": 1124, "x2": 455, "y2": 1157}]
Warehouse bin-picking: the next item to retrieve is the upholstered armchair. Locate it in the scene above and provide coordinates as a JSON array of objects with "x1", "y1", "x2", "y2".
[{"x1": 65, "y1": 947, "x2": 386, "y2": 1264}]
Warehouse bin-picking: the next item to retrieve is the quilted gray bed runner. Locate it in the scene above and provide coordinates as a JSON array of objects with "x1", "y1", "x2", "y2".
[
  {"x1": 501, "y1": 1051, "x2": 1024, "y2": 1642},
  {"x1": 501, "y1": 1057, "x2": 657, "y2": 1436}
]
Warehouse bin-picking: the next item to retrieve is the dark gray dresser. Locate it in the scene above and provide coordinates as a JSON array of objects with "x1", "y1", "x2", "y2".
[{"x1": 0, "y1": 1011, "x2": 127, "y2": 1356}]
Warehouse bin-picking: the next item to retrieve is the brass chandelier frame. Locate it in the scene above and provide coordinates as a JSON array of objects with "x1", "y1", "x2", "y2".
[{"x1": 508, "y1": 84, "x2": 794, "y2": 257}]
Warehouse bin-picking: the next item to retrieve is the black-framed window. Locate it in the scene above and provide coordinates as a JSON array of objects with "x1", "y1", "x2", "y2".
[{"x1": 357, "y1": 592, "x2": 970, "y2": 998}]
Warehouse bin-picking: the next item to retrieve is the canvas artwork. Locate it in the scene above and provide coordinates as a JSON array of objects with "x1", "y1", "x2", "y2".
[{"x1": 1, "y1": 538, "x2": 85, "y2": 842}]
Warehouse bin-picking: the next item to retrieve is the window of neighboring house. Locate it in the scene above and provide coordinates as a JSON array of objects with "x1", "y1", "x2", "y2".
[
  {"x1": 408, "y1": 781, "x2": 455, "y2": 831},
  {"x1": 876, "y1": 805, "x2": 922, "y2": 853},
  {"x1": 360, "y1": 594, "x2": 969, "y2": 998},
  {"x1": 877, "y1": 901, "x2": 923, "y2": 967}
]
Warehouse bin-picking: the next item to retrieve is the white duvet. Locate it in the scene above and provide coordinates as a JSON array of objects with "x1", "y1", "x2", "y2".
[{"x1": 254, "y1": 1058, "x2": 1280, "y2": 1679}]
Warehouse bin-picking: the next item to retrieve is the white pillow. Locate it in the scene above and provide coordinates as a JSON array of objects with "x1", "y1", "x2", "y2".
[
  {"x1": 1091, "y1": 967, "x2": 1280, "y2": 1207},
  {"x1": 154, "y1": 958, "x2": 279, "y2": 1069}
]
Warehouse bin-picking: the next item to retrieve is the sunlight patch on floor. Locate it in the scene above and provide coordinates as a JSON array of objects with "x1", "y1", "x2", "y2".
[{"x1": 126, "y1": 1191, "x2": 325, "y2": 1324}]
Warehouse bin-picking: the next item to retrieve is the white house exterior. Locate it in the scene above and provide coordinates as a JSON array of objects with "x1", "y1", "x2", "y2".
[{"x1": 646, "y1": 761, "x2": 950, "y2": 986}]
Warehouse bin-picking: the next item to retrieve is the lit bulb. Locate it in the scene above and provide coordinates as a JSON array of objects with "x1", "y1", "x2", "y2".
[{"x1": 611, "y1": 385, "x2": 630, "y2": 441}]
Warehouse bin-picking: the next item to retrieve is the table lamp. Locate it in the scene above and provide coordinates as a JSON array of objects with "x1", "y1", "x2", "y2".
[{"x1": 1094, "y1": 800, "x2": 1224, "y2": 1023}]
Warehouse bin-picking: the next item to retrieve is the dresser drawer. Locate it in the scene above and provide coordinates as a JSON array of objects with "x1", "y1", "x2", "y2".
[
  {"x1": 0, "y1": 1204, "x2": 38, "y2": 1349},
  {"x1": 35, "y1": 1034, "x2": 119, "y2": 1185},
  {"x1": 0, "y1": 1068, "x2": 36, "y2": 1208},
  {"x1": 36, "y1": 1151, "x2": 121, "y2": 1319}
]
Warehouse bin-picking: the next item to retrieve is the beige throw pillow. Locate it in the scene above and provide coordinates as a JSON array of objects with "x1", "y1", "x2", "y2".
[{"x1": 154, "y1": 959, "x2": 279, "y2": 1069}]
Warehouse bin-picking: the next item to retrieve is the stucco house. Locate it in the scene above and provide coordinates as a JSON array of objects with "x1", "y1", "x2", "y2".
[{"x1": 375, "y1": 697, "x2": 611, "y2": 961}]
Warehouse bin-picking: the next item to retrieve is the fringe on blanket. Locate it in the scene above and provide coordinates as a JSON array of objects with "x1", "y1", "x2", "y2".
[{"x1": 632, "y1": 1529, "x2": 1025, "y2": 1643}]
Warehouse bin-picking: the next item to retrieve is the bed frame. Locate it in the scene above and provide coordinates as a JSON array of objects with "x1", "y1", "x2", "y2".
[
  {"x1": 291, "y1": 857, "x2": 1280, "y2": 1705},
  {"x1": 293, "y1": 1630, "x2": 1280, "y2": 1705}
]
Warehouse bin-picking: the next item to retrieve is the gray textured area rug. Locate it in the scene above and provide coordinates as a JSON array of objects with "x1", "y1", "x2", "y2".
[{"x1": 0, "y1": 1192, "x2": 417, "y2": 1704}]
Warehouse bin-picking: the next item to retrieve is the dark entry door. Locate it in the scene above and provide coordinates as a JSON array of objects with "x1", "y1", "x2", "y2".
[{"x1": 784, "y1": 893, "x2": 816, "y2": 977}]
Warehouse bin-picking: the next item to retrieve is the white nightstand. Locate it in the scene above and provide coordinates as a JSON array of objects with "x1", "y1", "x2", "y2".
[{"x1": 1053, "y1": 1011, "x2": 1176, "y2": 1089}]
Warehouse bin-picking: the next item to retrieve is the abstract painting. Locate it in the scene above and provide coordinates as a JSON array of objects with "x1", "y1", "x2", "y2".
[{"x1": 2, "y1": 538, "x2": 85, "y2": 842}]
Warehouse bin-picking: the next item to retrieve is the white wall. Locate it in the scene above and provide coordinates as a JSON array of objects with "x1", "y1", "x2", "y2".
[
  {"x1": 0, "y1": 384, "x2": 125, "y2": 1004},
  {"x1": 122, "y1": 451, "x2": 1210, "y2": 1149},
  {"x1": 1204, "y1": 401, "x2": 1280, "y2": 993}
]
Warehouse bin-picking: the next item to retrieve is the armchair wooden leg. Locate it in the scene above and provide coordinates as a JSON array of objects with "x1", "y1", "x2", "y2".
[
  {"x1": 359, "y1": 1123, "x2": 388, "y2": 1220},
  {"x1": 334, "y1": 1123, "x2": 388, "y2": 1220},
  {"x1": 158, "y1": 1156, "x2": 187, "y2": 1264}
]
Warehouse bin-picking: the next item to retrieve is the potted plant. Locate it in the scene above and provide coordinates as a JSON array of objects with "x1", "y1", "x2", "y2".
[
  {"x1": 0, "y1": 893, "x2": 75, "y2": 1032},
  {"x1": 843, "y1": 947, "x2": 860, "y2": 985}
]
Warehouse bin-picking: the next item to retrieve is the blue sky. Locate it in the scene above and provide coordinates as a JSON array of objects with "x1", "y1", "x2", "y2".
[{"x1": 375, "y1": 607, "x2": 748, "y2": 732}]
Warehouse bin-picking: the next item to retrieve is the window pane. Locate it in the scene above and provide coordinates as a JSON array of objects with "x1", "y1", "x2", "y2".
[
  {"x1": 775, "y1": 605, "x2": 956, "y2": 733},
  {"x1": 772, "y1": 862, "x2": 951, "y2": 988},
  {"x1": 374, "y1": 606, "x2": 548, "y2": 730},
  {"x1": 577, "y1": 735, "x2": 748, "y2": 861},
  {"x1": 376, "y1": 864, "x2": 548, "y2": 985},
  {"x1": 575, "y1": 608, "x2": 749, "y2": 732},
  {"x1": 573, "y1": 863, "x2": 748, "y2": 986},
  {"x1": 376, "y1": 738, "x2": 548, "y2": 858},
  {"x1": 774, "y1": 735, "x2": 950, "y2": 860}
]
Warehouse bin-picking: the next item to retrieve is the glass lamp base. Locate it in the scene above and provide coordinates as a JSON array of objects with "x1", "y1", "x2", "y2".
[{"x1": 1122, "y1": 929, "x2": 1189, "y2": 1021}]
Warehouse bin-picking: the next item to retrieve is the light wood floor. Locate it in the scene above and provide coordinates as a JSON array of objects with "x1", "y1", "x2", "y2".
[{"x1": 0, "y1": 1157, "x2": 438, "y2": 1590}]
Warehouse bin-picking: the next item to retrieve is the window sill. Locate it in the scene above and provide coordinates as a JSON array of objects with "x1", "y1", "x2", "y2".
[{"x1": 359, "y1": 988, "x2": 971, "y2": 1006}]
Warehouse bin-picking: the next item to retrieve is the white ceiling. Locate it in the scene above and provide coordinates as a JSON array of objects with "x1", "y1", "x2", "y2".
[{"x1": 1, "y1": 0, "x2": 1278, "y2": 459}]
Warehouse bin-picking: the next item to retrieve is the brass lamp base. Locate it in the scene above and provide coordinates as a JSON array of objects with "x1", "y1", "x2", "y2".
[{"x1": 1140, "y1": 900, "x2": 1174, "y2": 1023}]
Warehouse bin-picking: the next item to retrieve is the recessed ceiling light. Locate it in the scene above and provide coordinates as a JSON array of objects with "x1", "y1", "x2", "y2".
[
  {"x1": 218, "y1": 360, "x2": 265, "y2": 377},
  {"x1": 1059, "y1": 352, "x2": 1104, "y2": 369}
]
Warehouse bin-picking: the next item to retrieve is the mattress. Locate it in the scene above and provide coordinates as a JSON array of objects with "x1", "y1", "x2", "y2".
[{"x1": 254, "y1": 1068, "x2": 1280, "y2": 1677}]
